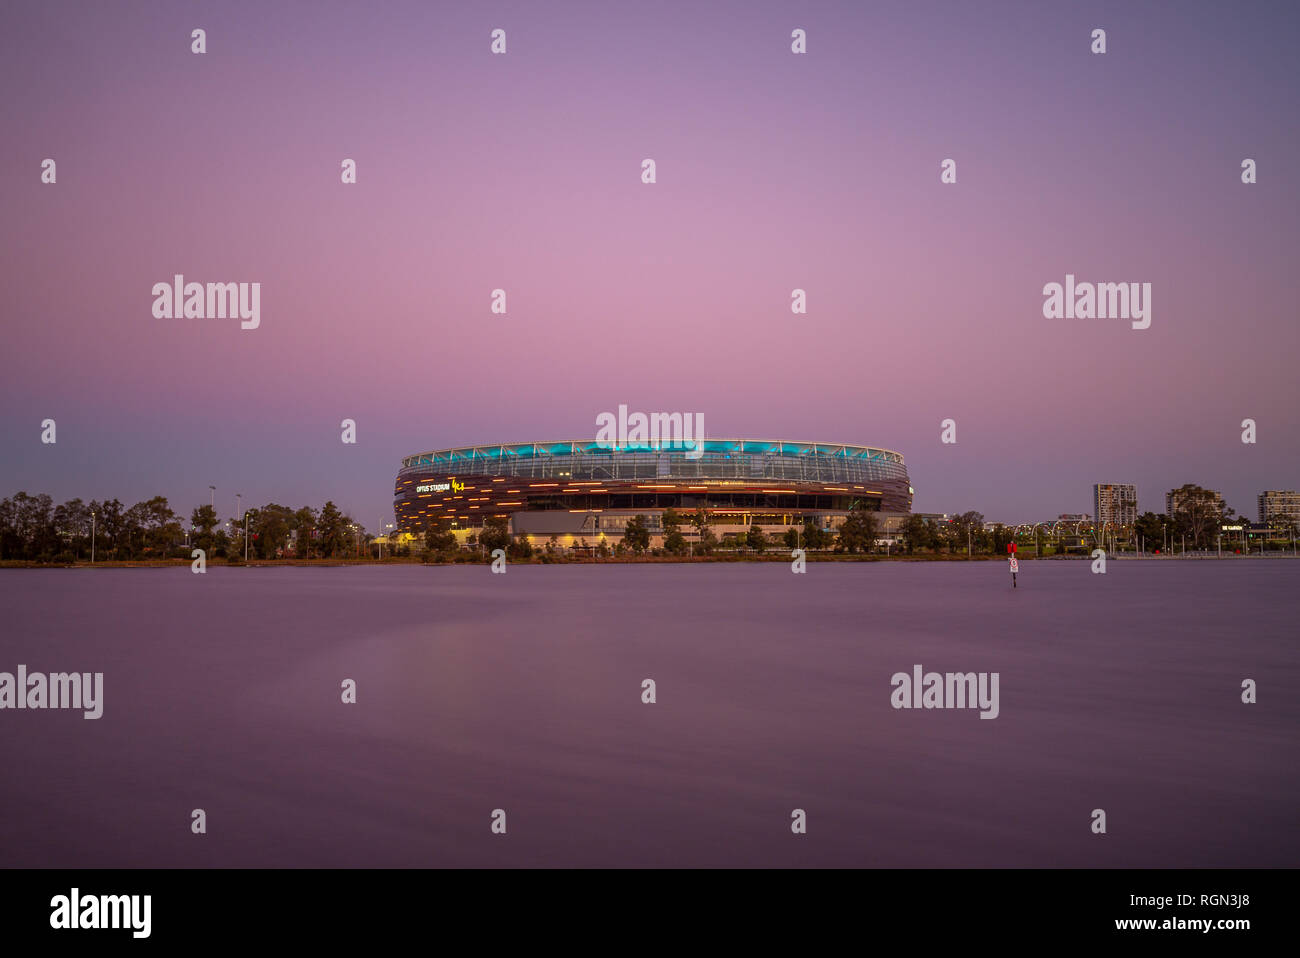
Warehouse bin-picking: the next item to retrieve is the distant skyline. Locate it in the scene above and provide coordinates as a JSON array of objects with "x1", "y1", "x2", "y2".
[{"x1": 2, "y1": 0, "x2": 1297, "y2": 525}]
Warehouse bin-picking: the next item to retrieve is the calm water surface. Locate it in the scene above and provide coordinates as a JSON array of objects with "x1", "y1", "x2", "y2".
[{"x1": 0, "y1": 560, "x2": 1296, "y2": 867}]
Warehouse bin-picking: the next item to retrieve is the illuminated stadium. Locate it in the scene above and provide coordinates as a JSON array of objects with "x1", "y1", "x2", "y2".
[{"x1": 395, "y1": 440, "x2": 912, "y2": 544}]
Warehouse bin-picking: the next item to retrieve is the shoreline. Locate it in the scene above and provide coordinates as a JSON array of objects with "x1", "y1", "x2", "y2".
[{"x1": 2, "y1": 553, "x2": 1295, "y2": 569}]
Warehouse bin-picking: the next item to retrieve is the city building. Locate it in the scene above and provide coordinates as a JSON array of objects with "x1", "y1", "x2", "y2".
[
  {"x1": 394, "y1": 439, "x2": 912, "y2": 546},
  {"x1": 1258, "y1": 490, "x2": 1300, "y2": 528},
  {"x1": 1093, "y1": 484, "x2": 1137, "y2": 525},
  {"x1": 1166, "y1": 487, "x2": 1224, "y2": 518}
]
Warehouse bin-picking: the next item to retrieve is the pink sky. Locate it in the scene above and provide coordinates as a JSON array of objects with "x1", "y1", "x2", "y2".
[{"x1": 2, "y1": 0, "x2": 1297, "y2": 525}]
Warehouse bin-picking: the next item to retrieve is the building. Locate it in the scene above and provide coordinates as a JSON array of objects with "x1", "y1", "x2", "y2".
[
  {"x1": 1166, "y1": 487, "x2": 1223, "y2": 518},
  {"x1": 1058, "y1": 513, "x2": 1090, "y2": 522},
  {"x1": 1258, "y1": 490, "x2": 1300, "y2": 528},
  {"x1": 1093, "y1": 484, "x2": 1137, "y2": 526},
  {"x1": 394, "y1": 439, "x2": 912, "y2": 546}
]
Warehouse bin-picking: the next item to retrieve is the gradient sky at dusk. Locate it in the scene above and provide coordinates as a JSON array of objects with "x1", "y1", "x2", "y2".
[{"x1": 2, "y1": 0, "x2": 1297, "y2": 527}]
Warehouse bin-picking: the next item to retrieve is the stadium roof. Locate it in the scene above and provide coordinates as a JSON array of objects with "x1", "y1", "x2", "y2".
[{"x1": 401, "y1": 440, "x2": 904, "y2": 469}]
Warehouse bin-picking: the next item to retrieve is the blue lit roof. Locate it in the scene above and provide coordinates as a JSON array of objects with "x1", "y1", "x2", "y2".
[{"x1": 401, "y1": 440, "x2": 904, "y2": 470}]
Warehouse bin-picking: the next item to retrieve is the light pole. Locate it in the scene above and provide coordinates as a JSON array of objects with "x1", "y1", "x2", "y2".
[
  {"x1": 244, "y1": 510, "x2": 250, "y2": 561},
  {"x1": 91, "y1": 511, "x2": 95, "y2": 564}
]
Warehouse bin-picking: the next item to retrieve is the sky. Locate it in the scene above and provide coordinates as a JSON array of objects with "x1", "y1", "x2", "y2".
[{"x1": 2, "y1": 0, "x2": 1297, "y2": 527}]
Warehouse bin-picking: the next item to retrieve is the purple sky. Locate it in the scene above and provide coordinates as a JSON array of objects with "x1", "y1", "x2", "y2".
[{"x1": 2, "y1": 0, "x2": 1297, "y2": 527}]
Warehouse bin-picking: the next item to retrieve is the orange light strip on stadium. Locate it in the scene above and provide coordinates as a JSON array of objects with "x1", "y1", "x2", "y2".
[
  {"x1": 571, "y1": 482, "x2": 603, "y2": 485},
  {"x1": 498, "y1": 502, "x2": 522, "y2": 506},
  {"x1": 506, "y1": 489, "x2": 521, "y2": 493},
  {"x1": 529, "y1": 483, "x2": 559, "y2": 487},
  {"x1": 824, "y1": 487, "x2": 849, "y2": 491},
  {"x1": 636, "y1": 484, "x2": 676, "y2": 489},
  {"x1": 761, "y1": 489, "x2": 795, "y2": 493},
  {"x1": 569, "y1": 509, "x2": 604, "y2": 513},
  {"x1": 492, "y1": 478, "x2": 506, "y2": 482}
]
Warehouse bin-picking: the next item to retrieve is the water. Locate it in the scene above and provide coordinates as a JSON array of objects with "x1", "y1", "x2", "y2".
[{"x1": 0, "y1": 560, "x2": 1296, "y2": 867}]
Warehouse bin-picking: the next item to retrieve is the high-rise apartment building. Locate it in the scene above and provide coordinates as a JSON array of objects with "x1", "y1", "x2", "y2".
[
  {"x1": 1093, "y1": 483, "x2": 1137, "y2": 525},
  {"x1": 1258, "y1": 490, "x2": 1300, "y2": 527}
]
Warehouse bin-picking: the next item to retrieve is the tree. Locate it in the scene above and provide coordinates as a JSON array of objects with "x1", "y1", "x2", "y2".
[
  {"x1": 253, "y1": 503, "x2": 294, "y2": 558},
  {"x1": 479, "y1": 516, "x2": 511, "y2": 553},
  {"x1": 948, "y1": 511, "x2": 985, "y2": 555},
  {"x1": 291, "y1": 506, "x2": 317, "y2": 559},
  {"x1": 694, "y1": 527, "x2": 718, "y2": 556},
  {"x1": 317, "y1": 501, "x2": 348, "y2": 557},
  {"x1": 747, "y1": 523, "x2": 767, "y2": 553},
  {"x1": 690, "y1": 506, "x2": 709, "y2": 530},
  {"x1": 837, "y1": 503, "x2": 878, "y2": 554},
  {"x1": 0, "y1": 497, "x2": 17, "y2": 559},
  {"x1": 1133, "y1": 512, "x2": 1164, "y2": 548},
  {"x1": 9, "y1": 492, "x2": 57, "y2": 559},
  {"x1": 801, "y1": 519, "x2": 830, "y2": 551},
  {"x1": 988, "y1": 523, "x2": 1012, "y2": 555},
  {"x1": 53, "y1": 498, "x2": 92, "y2": 558},
  {"x1": 622, "y1": 515, "x2": 651, "y2": 554},
  {"x1": 925, "y1": 519, "x2": 948, "y2": 554},
  {"x1": 190, "y1": 504, "x2": 220, "y2": 554},
  {"x1": 690, "y1": 507, "x2": 712, "y2": 544},
  {"x1": 783, "y1": 527, "x2": 800, "y2": 551},
  {"x1": 508, "y1": 535, "x2": 534, "y2": 560},
  {"x1": 900, "y1": 514, "x2": 928, "y2": 554},
  {"x1": 122, "y1": 496, "x2": 180, "y2": 558},
  {"x1": 661, "y1": 508, "x2": 688, "y2": 556},
  {"x1": 423, "y1": 517, "x2": 458, "y2": 560},
  {"x1": 1166, "y1": 485, "x2": 1224, "y2": 549}
]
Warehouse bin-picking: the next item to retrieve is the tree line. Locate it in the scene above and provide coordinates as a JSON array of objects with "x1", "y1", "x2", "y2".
[{"x1": 0, "y1": 492, "x2": 364, "y2": 562}]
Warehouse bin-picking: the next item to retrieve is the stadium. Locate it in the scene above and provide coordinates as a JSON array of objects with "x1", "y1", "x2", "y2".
[{"x1": 394, "y1": 440, "x2": 912, "y2": 548}]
